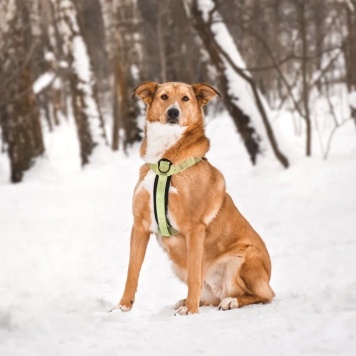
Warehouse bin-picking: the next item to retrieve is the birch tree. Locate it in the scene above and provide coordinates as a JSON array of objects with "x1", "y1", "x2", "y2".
[{"x1": 53, "y1": 0, "x2": 108, "y2": 165}]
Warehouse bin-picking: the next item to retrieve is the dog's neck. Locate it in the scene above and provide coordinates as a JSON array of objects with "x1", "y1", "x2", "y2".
[
  {"x1": 141, "y1": 121, "x2": 209, "y2": 164},
  {"x1": 141, "y1": 122, "x2": 185, "y2": 163}
]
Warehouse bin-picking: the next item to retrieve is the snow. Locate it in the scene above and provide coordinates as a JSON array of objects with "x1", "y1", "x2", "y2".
[
  {"x1": 1, "y1": 111, "x2": 356, "y2": 355},
  {"x1": 44, "y1": 52, "x2": 55, "y2": 62},
  {"x1": 33, "y1": 72, "x2": 55, "y2": 94},
  {"x1": 72, "y1": 36, "x2": 92, "y2": 87},
  {"x1": 348, "y1": 91, "x2": 356, "y2": 110},
  {"x1": 344, "y1": 0, "x2": 355, "y2": 12},
  {"x1": 130, "y1": 64, "x2": 140, "y2": 82}
]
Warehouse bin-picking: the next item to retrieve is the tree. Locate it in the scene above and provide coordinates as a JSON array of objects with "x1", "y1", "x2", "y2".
[
  {"x1": 187, "y1": 0, "x2": 289, "y2": 168},
  {"x1": 53, "y1": 0, "x2": 108, "y2": 165},
  {"x1": 0, "y1": 0, "x2": 44, "y2": 183},
  {"x1": 344, "y1": 0, "x2": 356, "y2": 92},
  {"x1": 102, "y1": 0, "x2": 141, "y2": 152}
]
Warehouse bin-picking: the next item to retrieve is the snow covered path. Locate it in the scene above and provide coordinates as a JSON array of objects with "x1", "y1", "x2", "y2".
[{"x1": 1, "y1": 117, "x2": 356, "y2": 355}]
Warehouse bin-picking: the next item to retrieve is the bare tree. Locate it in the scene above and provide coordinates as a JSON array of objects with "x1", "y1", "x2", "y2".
[
  {"x1": 344, "y1": 0, "x2": 356, "y2": 92},
  {"x1": 188, "y1": 0, "x2": 289, "y2": 168},
  {"x1": 219, "y1": 0, "x2": 348, "y2": 158},
  {"x1": 75, "y1": 0, "x2": 109, "y2": 97},
  {"x1": 53, "y1": 0, "x2": 107, "y2": 165},
  {"x1": 0, "y1": 0, "x2": 44, "y2": 183},
  {"x1": 102, "y1": 0, "x2": 141, "y2": 152},
  {"x1": 296, "y1": 0, "x2": 312, "y2": 156}
]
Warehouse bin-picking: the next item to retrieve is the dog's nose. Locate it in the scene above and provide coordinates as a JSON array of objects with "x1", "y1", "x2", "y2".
[{"x1": 167, "y1": 108, "x2": 180, "y2": 123}]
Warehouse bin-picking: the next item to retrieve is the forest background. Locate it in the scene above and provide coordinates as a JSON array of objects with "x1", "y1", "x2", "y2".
[{"x1": 1, "y1": 0, "x2": 356, "y2": 182}]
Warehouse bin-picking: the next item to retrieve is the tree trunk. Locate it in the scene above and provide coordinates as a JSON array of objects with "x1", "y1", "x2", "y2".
[
  {"x1": 344, "y1": 2, "x2": 356, "y2": 91},
  {"x1": 110, "y1": 0, "x2": 141, "y2": 152},
  {"x1": 54, "y1": 0, "x2": 107, "y2": 165},
  {"x1": 298, "y1": 0, "x2": 312, "y2": 156},
  {"x1": 190, "y1": 0, "x2": 260, "y2": 164},
  {"x1": 190, "y1": 0, "x2": 288, "y2": 168},
  {"x1": 0, "y1": 0, "x2": 45, "y2": 183},
  {"x1": 69, "y1": 69, "x2": 96, "y2": 165},
  {"x1": 74, "y1": 0, "x2": 109, "y2": 96},
  {"x1": 112, "y1": 62, "x2": 120, "y2": 151}
]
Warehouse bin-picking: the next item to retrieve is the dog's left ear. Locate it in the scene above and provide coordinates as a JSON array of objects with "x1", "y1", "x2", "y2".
[
  {"x1": 132, "y1": 82, "x2": 159, "y2": 105},
  {"x1": 192, "y1": 83, "x2": 222, "y2": 106}
]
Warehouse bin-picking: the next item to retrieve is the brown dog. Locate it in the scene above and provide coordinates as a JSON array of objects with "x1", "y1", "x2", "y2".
[{"x1": 114, "y1": 82, "x2": 274, "y2": 315}]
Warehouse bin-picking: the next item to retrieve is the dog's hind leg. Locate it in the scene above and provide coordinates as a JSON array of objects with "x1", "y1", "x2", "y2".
[
  {"x1": 218, "y1": 254, "x2": 274, "y2": 310},
  {"x1": 236, "y1": 256, "x2": 275, "y2": 308}
]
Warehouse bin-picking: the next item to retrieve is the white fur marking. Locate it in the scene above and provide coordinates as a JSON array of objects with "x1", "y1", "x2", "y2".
[
  {"x1": 219, "y1": 297, "x2": 239, "y2": 310},
  {"x1": 204, "y1": 209, "x2": 218, "y2": 225},
  {"x1": 111, "y1": 304, "x2": 131, "y2": 312},
  {"x1": 175, "y1": 306, "x2": 189, "y2": 316},
  {"x1": 170, "y1": 186, "x2": 178, "y2": 194},
  {"x1": 143, "y1": 122, "x2": 186, "y2": 163},
  {"x1": 205, "y1": 257, "x2": 243, "y2": 300}
]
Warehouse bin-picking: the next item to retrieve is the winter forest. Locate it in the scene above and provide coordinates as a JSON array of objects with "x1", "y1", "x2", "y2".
[
  {"x1": 1, "y1": 0, "x2": 356, "y2": 355},
  {"x1": 1, "y1": 0, "x2": 356, "y2": 180}
]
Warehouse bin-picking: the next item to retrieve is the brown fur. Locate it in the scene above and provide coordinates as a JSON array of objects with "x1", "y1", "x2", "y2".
[{"x1": 115, "y1": 82, "x2": 274, "y2": 315}]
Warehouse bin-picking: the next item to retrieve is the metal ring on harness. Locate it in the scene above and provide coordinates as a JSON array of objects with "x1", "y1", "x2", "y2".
[{"x1": 157, "y1": 158, "x2": 172, "y2": 174}]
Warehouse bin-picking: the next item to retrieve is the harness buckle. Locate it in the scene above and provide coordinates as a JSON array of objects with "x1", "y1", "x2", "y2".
[{"x1": 157, "y1": 158, "x2": 172, "y2": 174}]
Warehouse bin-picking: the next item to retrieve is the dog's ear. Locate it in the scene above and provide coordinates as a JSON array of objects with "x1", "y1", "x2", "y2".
[
  {"x1": 132, "y1": 82, "x2": 159, "y2": 104},
  {"x1": 192, "y1": 83, "x2": 222, "y2": 106}
]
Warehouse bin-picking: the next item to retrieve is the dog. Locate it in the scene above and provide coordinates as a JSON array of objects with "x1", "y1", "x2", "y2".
[{"x1": 113, "y1": 82, "x2": 274, "y2": 315}]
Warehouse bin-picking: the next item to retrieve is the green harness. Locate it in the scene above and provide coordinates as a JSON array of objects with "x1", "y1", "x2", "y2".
[{"x1": 147, "y1": 157, "x2": 204, "y2": 237}]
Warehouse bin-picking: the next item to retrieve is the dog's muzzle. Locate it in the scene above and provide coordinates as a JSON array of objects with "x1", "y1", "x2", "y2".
[{"x1": 167, "y1": 108, "x2": 180, "y2": 124}]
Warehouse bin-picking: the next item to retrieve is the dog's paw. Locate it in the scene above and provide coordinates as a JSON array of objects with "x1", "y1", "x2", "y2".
[
  {"x1": 110, "y1": 304, "x2": 132, "y2": 313},
  {"x1": 175, "y1": 299, "x2": 207, "y2": 310},
  {"x1": 175, "y1": 306, "x2": 190, "y2": 315},
  {"x1": 174, "y1": 304, "x2": 199, "y2": 315},
  {"x1": 174, "y1": 299, "x2": 186, "y2": 310},
  {"x1": 218, "y1": 297, "x2": 239, "y2": 311}
]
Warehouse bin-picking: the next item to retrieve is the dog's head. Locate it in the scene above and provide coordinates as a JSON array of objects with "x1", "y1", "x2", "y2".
[{"x1": 132, "y1": 82, "x2": 221, "y2": 126}]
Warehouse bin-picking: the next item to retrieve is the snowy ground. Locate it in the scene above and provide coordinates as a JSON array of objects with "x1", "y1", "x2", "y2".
[{"x1": 1, "y1": 114, "x2": 356, "y2": 355}]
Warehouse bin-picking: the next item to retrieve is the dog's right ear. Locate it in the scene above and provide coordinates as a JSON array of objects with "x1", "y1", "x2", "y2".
[{"x1": 132, "y1": 82, "x2": 159, "y2": 105}]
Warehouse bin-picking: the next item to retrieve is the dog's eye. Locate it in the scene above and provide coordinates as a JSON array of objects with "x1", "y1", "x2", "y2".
[
  {"x1": 161, "y1": 94, "x2": 168, "y2": 100},
  {"x1": 182, "y1": 96, "x2": 189, "y2": 101}
]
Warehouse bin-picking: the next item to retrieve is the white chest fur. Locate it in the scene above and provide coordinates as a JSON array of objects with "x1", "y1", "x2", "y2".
[
  {"x1": 143, "y1": 122, "x2": 186, "y2": 163},
  {"x1": 137, "y1": 121, "x2": 184, "y2": 234}
]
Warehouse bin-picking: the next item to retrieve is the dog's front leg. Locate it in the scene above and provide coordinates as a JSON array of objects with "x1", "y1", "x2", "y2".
[
  {"x1": 113, "y1": 225, "x2": 150, "y2": 312},
  {"x1": 176, "y1": 224, "x2": 206, "y2": 315}
]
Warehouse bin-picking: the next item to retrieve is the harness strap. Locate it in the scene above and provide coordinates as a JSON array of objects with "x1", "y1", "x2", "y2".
[
  {"x1": 148, "y1": 157, "x2": 204, "y2": 237},
  {"x1": 153, "y1": 174, "x2": 177, "y2": 236},
  {"x1": 147, "y1": 157, "x2": 204, "y2": 176}
]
